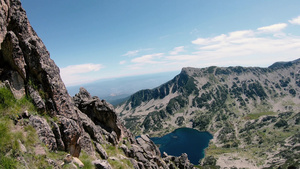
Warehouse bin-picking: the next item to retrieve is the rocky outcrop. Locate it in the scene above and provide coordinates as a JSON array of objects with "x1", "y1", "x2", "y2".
[
  {"x1": 163, "y1": 153, "x2": 195, "y2": 169},
  {"x1": 92, "y1": 160, "x2": 112, "y2": 169},
  {"x1": 29, "y1": 115, "x2": 57, "y2": 150},
  {"x1": 0, "y1": 0, "x2": 82, "y2": 157},
  {"x1": 73, "y1": 87, "x2": 122, "y2": 139}
]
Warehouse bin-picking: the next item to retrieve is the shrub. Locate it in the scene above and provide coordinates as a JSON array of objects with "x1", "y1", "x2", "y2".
[
  {"x1": 79, "y1": 151, "x2": 94, "y2": 169},
  {"x1": 0, "y1": 155, "x2": 17, "y2": 169},
  {"x1": 0, "y1": 86, "x2": 36, "y2": 118},
  {"x1": 0, "y1": 87, "x2": 15, "y2": 110}
]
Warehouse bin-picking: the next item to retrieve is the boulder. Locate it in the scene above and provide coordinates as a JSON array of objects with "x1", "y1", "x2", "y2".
[
  {"x1": 59, "y1": 116, "x2": 81, "y2": 157},
  {"x1": 29, "y1": 115, "x2": 57, "y2": 150},
  {"x1": 50, "y1": 121, "x2": 65, "y2": 151},
  {"x1": 18, "y1": 140, "x2": 27, "y2": 153},
  {"x1": 135, "y1": 152, "x2": 148, "y2": 163},
  {"x1": 78, "y1": 131, "x2": 95, "y2": 157},
  {"x1": 136, "y1": 135, "x2": 160, "y2": 157},
  {"x1": 119, "y1": 144, "x2": 131, "y2": 157},
  {"x1": 163, "y1": 153, "x2": 195, "y2": 169},
  {"x1": 92, "y1": 160, "x2": 112, "y2": 169},
  {"x1": 77, "y1": 109, "x2": 107, "y2": 144},
  {"x1": 63, "y1": 154, "x2": 73, "y2": 164},
  {"x1": 95, "y1": 142, "x2": 108, "y2": 160},
  {"x1": 73, "y1": 87, "x2": 121, "y2": 139},
  {"x1": 130, "y1": 144, "x2": 144, "y2": 154},
  {"x1": 73, "y1": 157, "x2": 84, "y2": 168},
  {"x1": 129, "y1": 159, "x2": 140, "y2": 169},
  {"x1": 28, "y1": 86, "x2": 46, "y2": 110},
  {"x1": 138, "y1": 162, "x2": 145, "y2": 169}
]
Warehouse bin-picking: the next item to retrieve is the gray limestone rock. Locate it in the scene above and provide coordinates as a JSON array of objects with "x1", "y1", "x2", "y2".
[
  {"x1": 77, "y1": 109, "x2": 105, "y2": 144},
  {"x1": 73, "y1": 87, "x2": 121, "y2": 139},
  {"x1": 0, "y1": 0, "x2": 82, "y2": 157},
  {"x1": 59, "y1": 116, "x2": 81, "y2": 157},
  {"x1": 163, "y1": 153, "x2": 195, "y2": 169},
  {"x1": 92, "y1": 160, "x2": 112, "y2": 169},
  {"x1": 29, "y1": 115, "x2": 57, "y2": 150},
  {"x1": 28, "y1": 86, "x2": 46, "y2": 110},
  {"x1": 79, "y1": 132, "x2": 95, "y2": 157},
  {"x1": 137, "y1": 135, "x2": 161, "y2": 157},
  {"x1": 135, "y1": 152, "x2": 148, "y2": 163},
  {"x1": 95, "y1": 142, "x2": 108, "y2": 160},
  {"x1": 129, "y1": 159, "x2": 140, "y2": 169},
  {"x1": 50, "y1": 121, "x2": 65, "y2": 151},
  {"x1": 120, "y1": 144, "x2": 131, "y2": 157}
]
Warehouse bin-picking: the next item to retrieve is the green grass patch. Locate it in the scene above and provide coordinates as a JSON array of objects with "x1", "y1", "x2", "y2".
[
  {"x1": 0, "y1": 86, "x2": 36, "y2": 118},
  {"x1": 205, "y1": 144, "x2": 238, "y2": 156},
  {"x1": 0, "y1": 118, "x2": 21, "y2": 156},
  {"x1": 79, "y1": 151, "x2": 95, "y2": 169},
  {"x1": 108, "y1": 159, "x2": 133, "y2": 169},
  {"x1": 245, "y1": 111, "x2": 276, "y2": 120}
]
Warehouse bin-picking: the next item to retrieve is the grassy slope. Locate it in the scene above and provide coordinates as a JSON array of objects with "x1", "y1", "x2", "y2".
[{"x1": 0, "y1": 85, "x2": 96, "y2": 169}]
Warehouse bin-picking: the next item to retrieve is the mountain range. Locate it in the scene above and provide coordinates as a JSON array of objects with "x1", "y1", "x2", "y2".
[
  {"x1": 0, "y1": 0, "x2": 299, "y2": 168},
  {"x1": 67, "y1": 71, "x2": 179, "y2": 106},
  {"x1": 117, "y1": 59, "x2": 300, "y2": 168}
]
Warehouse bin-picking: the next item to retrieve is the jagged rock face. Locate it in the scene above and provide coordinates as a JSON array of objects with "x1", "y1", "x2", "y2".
[
  {"x1": 0, "y1": 0, "x2": 81, "y2": 156},
  {"x1": 29, "y1": 115, "x2": 57, "y2": 150},
  {"x1": 0, "y1": 0, "x2": 78, "y2": 119},
  {"x1": 73, "y1": 87, "x2": 122, "y2": 139}
]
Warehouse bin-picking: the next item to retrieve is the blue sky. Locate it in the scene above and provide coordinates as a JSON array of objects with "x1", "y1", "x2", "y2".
[{"x1": 22, "y1": 0, "x2": 300, "y2": 86}]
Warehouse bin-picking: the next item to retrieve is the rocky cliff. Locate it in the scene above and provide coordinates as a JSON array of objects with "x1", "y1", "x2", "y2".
[
  {"x1": 0, "y1": 0, "x2": 195, "y2": 168},
  {"x1": 117, "y1": 59, "x2": 300, "y2": 168}
]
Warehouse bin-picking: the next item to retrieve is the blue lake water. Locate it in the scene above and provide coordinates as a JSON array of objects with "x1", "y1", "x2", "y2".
[{"x1": 150, "y1": 128, "x2": 213, "y2": 165}]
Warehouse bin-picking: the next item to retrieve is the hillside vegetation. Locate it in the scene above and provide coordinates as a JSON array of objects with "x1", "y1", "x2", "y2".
[{"x1": 117, "y1": 59, "x2": 300, "y2": 168}]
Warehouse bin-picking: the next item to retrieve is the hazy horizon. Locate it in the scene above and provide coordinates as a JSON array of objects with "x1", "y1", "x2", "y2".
[{"x1": 22, "y1": 0, "x2": 300, "y2": 86}]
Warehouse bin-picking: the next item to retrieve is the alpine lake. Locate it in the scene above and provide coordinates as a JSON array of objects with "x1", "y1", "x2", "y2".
[{"x1": 150, "y1": 128, "x2": 213, "y2": 165}]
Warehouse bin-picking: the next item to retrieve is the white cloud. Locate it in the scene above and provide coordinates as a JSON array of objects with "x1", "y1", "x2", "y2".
[
  {"x1": 124, "y1": 20, "x2": 300, "y2": 75},
  {"x1": 131, "y1": 53, "x2": 164, "y2": 64},
  {"x1": 126, "y1": 21, "x2": 300, "y2": 74},
  {"x1": 257, "y1": 23, "x2": 287, "y2": 33},
  {"x1": 122, "y1": 50, "x2": 140, "y2": 57},
  {"x1": 228, "y1": 30, "x2": 254, "y2": 39},
  {"x1": 60, "y1": 63, "x2": 104, "y2": 86},
  {"x1": 169, "y1": 46, "x2": 185, "y2": 55},
  {"x1": 119, "y1": 60, "x2": 126, "y2": 65},
  {"x1": 192, "y1": 30, "x2": 254, "y2": 46},
  {"x1": 289, "y1": 16, "x2": 300, "y2": 25},
  {"x1": 61, "y1": 17, "x2": 300, "y2": 86},
  {"x1": 188, "y1": 27, "x2": 300, "y2": 67},
  {"x1": 191, "y1": 38, "x2": 208, "y2": 45}
]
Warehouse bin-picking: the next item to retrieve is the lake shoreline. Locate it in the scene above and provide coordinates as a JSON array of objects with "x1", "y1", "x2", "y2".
[{"x1": 150, "y1": 127, "x2": 213, "y2": 165}]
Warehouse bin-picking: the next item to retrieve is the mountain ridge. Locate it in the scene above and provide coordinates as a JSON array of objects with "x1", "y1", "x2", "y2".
[{"x1": 117, "y1": 58, "x2": 300, "y2": 168}]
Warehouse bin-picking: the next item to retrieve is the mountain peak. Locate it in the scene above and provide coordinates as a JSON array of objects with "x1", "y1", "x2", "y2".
[{"x1": 268, "y1": 58, "x2": 300, "y2": 69}]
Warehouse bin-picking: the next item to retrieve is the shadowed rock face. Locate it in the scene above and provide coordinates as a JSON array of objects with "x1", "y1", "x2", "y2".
[
  {"x1": 0, "y1": 0, "x2": 81, "y2": 156},
  {"x1": 73, "y1": 87, "x2": 122, "y2": 139}
]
